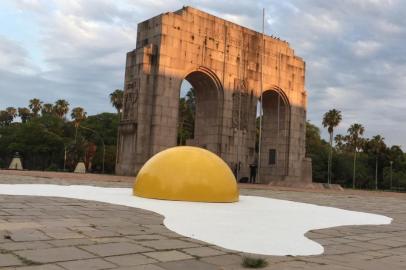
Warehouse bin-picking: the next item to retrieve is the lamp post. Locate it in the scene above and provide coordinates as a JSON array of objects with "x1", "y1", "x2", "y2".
[
  {"x1": 80, "y1": 126, "x2": 105, "y2": 173},
  {"x1": 389, "y1": 160, "x2": 393, "y2": 190},
  {"x1": 63, "y1": 146, "x2": 67, "y2": 171}
]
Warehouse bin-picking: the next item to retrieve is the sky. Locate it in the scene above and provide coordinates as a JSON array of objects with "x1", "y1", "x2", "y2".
[{"x1": 0, "y1": 0, "x2": 405, "y2": 148}]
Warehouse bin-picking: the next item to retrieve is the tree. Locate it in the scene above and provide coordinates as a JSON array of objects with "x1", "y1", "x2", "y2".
[
  {"x1": 322, "y1": 109, "x2": 342, "y2": 184},
  {"x1": 367, "y1": 135, "x2": 386, "y2": 189},
  {"x1": 18, "y1": 107, "x2": 32, "y2": 123},
  {"x1": 109, "y1": 89, "x2": 124, "y2": 167},
  {"x1": 185, "y1": 88, "x2": 196, "y2": 113},
  {"x1": 385, "y1": 145, "x2": 404, "y2": 189},
  {"x1": 387, "y1": 145, "x2": 404, "y2": 165},
  {"x1": 71, "y1": 107, "x2": 87, "y2": 141},
  {"x1": 29, "y1": 98, "x2": 43, "y2": 117},
  {"x1": 53, "y1": 99, "x2": 70, "y2": 119},
  {"x1": 0, "y1": 111, "x2": 10, "y2": 126},
  {"x1": 4, "y1": 119, "x2": 65, "y2": 170},
  {"x1": 306, "y1": 121, "x2": 329, "y2": 182},
  {"x1": 41, "y1": 103, "x2": 54, "y2": 115},
  {"x1": 0, "y1": 107, "x2": 18, "y2": 126},
  {"x1": 334, "y1": 134, "x2": 349, "y2": 152},
  {"x1": 177, "y1": 88, "x2": 195, "y2": 145},
  {"x1": 347, "y1": 123, "x2": 365, "y2": 189},
  {"x1": 6, "y1": 107, "x2": 17, "y2": 120},
  {"x1": 82, "y1": 113, "x2": 119, "y2": 173},
  {"x1": 0, "y1": 108, "x2": 16, "y2": 126},
  {"x1": 109, "y1": 89, "x2": 124, "y2": 115},
  {"x1": 178, "y1": 98, "x2": 188, "y2": 145},
  {"x1": 82, "y1": 113, "x2": 119, "y2": 145}
]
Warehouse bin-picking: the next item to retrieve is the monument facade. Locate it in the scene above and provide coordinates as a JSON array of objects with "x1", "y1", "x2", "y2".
[{"x1": 116, "y1": 6, "x2": 312, "y2": 183}]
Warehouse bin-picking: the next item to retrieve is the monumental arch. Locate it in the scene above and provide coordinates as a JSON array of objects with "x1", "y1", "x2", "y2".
[{"x1": 116, "y1": 6, "x2": 312, "y2": 184}]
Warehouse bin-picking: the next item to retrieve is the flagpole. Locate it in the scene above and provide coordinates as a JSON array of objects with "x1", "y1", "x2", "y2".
[{"x1": 257, "y1": 8, "x2": 265, "y2": 184}]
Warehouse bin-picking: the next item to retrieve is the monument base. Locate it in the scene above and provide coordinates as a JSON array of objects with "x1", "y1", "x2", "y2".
[
  {"x1": 74, "y1": 162, "x2": 86, "y2": 174},
  {"x1": 268, "y1": 181, "x2": 344, "y2": 191},
  {"x1": 9, "y1": 158, "x2": 23, "y2": 170}
]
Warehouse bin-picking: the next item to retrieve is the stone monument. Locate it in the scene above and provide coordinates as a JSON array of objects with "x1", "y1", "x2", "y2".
[{"x1": 116, "y1": 6, "x2": 312, "y2": 184}]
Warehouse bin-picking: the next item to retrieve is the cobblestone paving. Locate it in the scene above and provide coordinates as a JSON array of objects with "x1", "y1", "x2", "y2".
[{"x1": 0, "y1": 171, "x2": 405, "y2": 269}]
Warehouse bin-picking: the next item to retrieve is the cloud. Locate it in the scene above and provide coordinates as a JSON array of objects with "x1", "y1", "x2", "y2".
[
  {"x1": 265, "y1": 0, "x2": 406, "y2": 147},
  {"x1": 304, "y1": 13, "x2": 341, "y2": 34},
  {"x1": 352, "y1": 40, "x2": 381, "y2": 58},
  {"x1": 0, "y1": 0, "x2": 405, "y2": 148},
  {"x1": 0, "y1": 37, "x2": 34, "y2": 73}
]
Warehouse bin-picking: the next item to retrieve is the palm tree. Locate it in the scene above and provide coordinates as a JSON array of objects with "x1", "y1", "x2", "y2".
[
  {"x1": 0, "y1": 110, "x2": 10, "y2": 126},
  {"x1": 109, "y1": 89, "x2": 124, "y2": 115},
  {"x1": 110, "y1": 89, "x2": 124, "y2": 168},
  {"x1": 53, "y1": 99, "x2": 70, "y2": 119},
  {"x1": 5, "y1": 107, "x2": 17, "y2": 124},
  {"x1": 71, "y1": 107, "x2": 87, "y2": 141},
  {"x1": 6, "y1": 107, "x2": 17, "y2": 117},
  {"x1": 347, "y1": 123, "x2": 365, "y2": 189},
  {"x1": 0, "y1": 107, "x2": 17, "y2": 126},
  {"x1": 177, "y1": 88, "x2": 196, "y2": 145},
  {"x1": 334, "y1": 134, "x2": 348, "y2": 152},
  {"x1": 185, "y1": 88, "x2": 196, "y2": 114},
  {"x1": 41, "y1": 103, "x2": 54, "y2": 115},
  {"x1": 322, "y1": 109, "x2": 342, "y2": 184},
  {"x1": 367, "y1": 135, "x2": 386, "y2": 190},
  {"x1": 18, "y1": 107, "x2": 32, "y2": 123},
  {"x1": 29, "y1": 98, "x2": 43, "y2": 117}
]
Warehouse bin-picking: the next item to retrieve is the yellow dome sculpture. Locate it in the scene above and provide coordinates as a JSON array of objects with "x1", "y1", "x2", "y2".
[{"x1": 133, "y1": 146, "x2": 239, "y2": 203}]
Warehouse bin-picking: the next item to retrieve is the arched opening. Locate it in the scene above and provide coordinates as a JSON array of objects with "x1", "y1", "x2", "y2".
[
  {"x1": 177, "y1": 70, "x2": 223, "y2": 154},
  {"x1": 258, "y1": 89, "x2": 290, "y2": 183}
]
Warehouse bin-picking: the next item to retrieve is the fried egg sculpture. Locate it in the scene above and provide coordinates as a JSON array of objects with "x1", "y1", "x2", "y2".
[{"x1": 133, "y1": 146, "x2": 239, "y2": 203}]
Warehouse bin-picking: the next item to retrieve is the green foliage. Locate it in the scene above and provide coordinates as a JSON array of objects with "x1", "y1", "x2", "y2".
[
  {"x1": 53, "y1": 99, "x2": 70, "y2": 119},
  {"x1": 242, "y1": 257, "x2": 268, "y2": 268},
  {"x1": 383, "y1": 167, "x2": 406, "y2": 190},
  {"x1": 322, "y1": 109, "x2": 342, "y2": 134},
  {"x1": 306, "y1": 121, "x2": 329, "y2": 182},
  {"x1": 177, "y1": 88, "x2": 195, "y2": 145},
  {"x1": 71, "y1": 107, "x2": 87, "y2": 126},
  {"x1": 92, "y1": 145, "x2": 116, "y2": 173},
  {"x1": 307, "y1": 118, "x2": 406, "y2": 190},
  {"x1": 322, "y1": 109, "x2": 342, "y2": 184},
  {"x1": 0, "y1": 110, "x2": 11, "y2": 126},
  {"x1": 332, "y1": 152, "x2": 353, "y2": 186},
  {"x1": 82, "y1": 113, "x2": 119, "y2": 145},
  {"x1": 18, "y1": 107, "x2": 32, "y2": 123},
  {"x1": 81, "y1": 113, "x2": 119, "y2": 173},
  {"x1": 0, "y1": 106, "x2": 118, "y2": 173},
  {"x1": 0, "y1": 119, "x2": 65, "y2": 170},
  {"x1": 110, "y1": 89, "x2": 124, "y2": 114},
  {"x1": 41, "y1": 103, "x2": 54, "y2": 115},
  {"x1": 29, "y1": 98, "x2": 43, "y2": 117}
]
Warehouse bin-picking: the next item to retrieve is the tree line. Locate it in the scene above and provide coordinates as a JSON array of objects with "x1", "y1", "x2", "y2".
[
  {"x1": 1, "y1": 92, "x2": 405, "y2": 191},
  {"x1": 0, "y1": 90, "x2": 123, "y2": 173},
  {"x1": 308, "y1": 109, "x2": 406, "y2": 190}
]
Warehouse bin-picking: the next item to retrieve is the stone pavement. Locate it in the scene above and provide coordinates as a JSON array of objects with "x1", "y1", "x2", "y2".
[{"x1": 0, "y1": 171, "x2": 405, "y2": 269}]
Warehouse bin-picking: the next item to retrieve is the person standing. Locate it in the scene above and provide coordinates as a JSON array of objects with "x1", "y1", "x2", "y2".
[{"x1": 249, "y1": 161, "x2": 258, "y2": 184}]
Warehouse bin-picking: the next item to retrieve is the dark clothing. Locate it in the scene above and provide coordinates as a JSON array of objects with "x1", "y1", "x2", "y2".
[{"x1": 249, "y1": 164, "x2": 257, "y2": 183}]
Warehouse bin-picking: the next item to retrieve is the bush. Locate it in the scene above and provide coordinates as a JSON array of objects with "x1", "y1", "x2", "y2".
[{"x1": 242, "y1": 257, "x2": 268, "y2": 268}]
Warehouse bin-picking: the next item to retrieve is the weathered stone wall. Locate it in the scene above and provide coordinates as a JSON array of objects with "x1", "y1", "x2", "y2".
[{"x1": 116, "y1": 6, "x2": 311, "y2": 183}]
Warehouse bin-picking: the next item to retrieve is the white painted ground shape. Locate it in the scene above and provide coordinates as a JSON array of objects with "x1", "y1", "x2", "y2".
[{"x1": 0, "y1": 184, "x2": 392, "y2": 256}]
